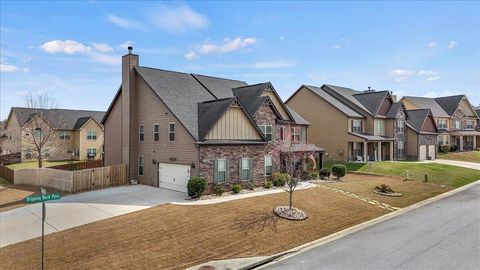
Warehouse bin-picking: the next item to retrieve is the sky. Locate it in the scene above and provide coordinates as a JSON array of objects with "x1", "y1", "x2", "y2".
[{"x1": 1, "y1": 1, "x2": 479, "y2": 119}]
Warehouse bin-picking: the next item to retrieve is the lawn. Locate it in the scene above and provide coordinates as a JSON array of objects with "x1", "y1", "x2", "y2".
[
  {"x1": 0, "y1": 187, "x2": 388, "y2": 269},
  {"x1": 320, "y1": 173, "x2": 452, "y2": 208},
  {"x1": 6, "y1": 160, "x2": 79, "y2": 170},
  {"x1": 0, "y1": 184, "x2": 68, "y2": 213},
  {"x1": 323, "y1": 161, "x2": 480, "y2": 188},
  {"x1": 438, "y1": 151, "x2": 480, "y2": 163}
]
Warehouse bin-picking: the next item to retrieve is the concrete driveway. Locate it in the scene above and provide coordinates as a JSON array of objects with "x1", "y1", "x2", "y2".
[
  {"x1": 432, "y1": 159, "x2": 480, "y2": 170},
  {"x1": 0, "y1": 185, "x2": 186, "y2": 247}
]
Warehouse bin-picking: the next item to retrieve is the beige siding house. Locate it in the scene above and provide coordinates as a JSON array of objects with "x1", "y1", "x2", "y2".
[{"x1": 102, "y1": 48, "x2": 323, "y2": 192}]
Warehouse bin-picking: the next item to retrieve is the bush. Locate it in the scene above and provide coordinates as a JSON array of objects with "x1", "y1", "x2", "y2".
[
  {"x1": 247, "y1": 182, "x2": 255, "y2": 191},
  {"x1": 187, "y1": 176, "x2": 207, "y2": 198},
  {"x1": 213, "y1": 185, "x2": 225, "y2": 196},
  {"x1": 311, "y1": 172, "x2": 319, "y2": 179},
  {"x1": 319, "y1": 168, "x2": 331, "y2": 180},
  {"x1": 375, "y1": 184, "x2": 394, "y2": 194},
  {"x1": 450, "y1": 145, "x2": 458, "y2": 152},
  {"x1": 263, "y1": 180, "x2": 273, "y2": 189},
  {"x1": 441, "y1": 144, "x2": 450, "y2": 153},
  {"x1": 272, "y1": 172, "x2": 287, "y2": 187},
  {"x1": 232, "y1": 184, "x2": 242, "y2": 194},
  {"x1": 300, "y1": 171, "x2": 312, "y2": 181},
  {"x1": 331, "y1": 164, "x2": 346, "y2": 180}
]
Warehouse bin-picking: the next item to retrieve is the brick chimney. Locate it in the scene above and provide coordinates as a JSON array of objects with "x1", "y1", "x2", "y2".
[{"x1": 121, "y1": 46, "x2": 138, "y2": 174}]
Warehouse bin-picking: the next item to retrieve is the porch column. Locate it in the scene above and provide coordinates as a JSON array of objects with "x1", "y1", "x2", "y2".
[
  {"x1": 459, "y1": 136, "x2": 464, "y2": 151},
  {"x1": 363, "y1": 141, "x2": 368, "y2": 162},
  {"x1": 377, "y1": 142, "x2": 382, "y2": 161},
  {"x1": 474, "y1": 136, "x2": 477, "y2": 150},
  {"x1": 390, "y1": 141, "x2": 394, "y2": 161}
]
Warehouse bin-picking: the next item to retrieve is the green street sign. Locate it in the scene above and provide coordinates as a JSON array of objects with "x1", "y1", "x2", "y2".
[{"x1": 25, "y1": 193, "x2": 61, "y2": 203}]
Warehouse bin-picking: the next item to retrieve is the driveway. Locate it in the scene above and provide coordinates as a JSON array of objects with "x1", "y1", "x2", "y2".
[
  {"x1": 432, "y1": 159, "x2": 480, "y2": 170},
  {"x1": 0, "y1": 185, "x2": 186, "y2": 247},
  {"x1": 263, "y1": 183, "x2": 480, "y2": 270}
]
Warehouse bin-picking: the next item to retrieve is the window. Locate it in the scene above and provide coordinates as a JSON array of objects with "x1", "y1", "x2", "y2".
[
  {"x1": 375, "y1": 120, "x2": 384, "y2": 135},
  {"x1": 466, "y1": 120, "x2": 474, "y2": 129},
  {"x1": 353, "y1": 142, "x2": 362, "y2": 157},
  {"x1": 215, "y1": 159, "x2": 227, "y2": 183},
  {"x1": 169, "y1": 123, "x2": 175, "y2": 142},
  {"x1": 291, "y1": 127, "x2": 301, "y2": 142},
  {"x1": 153, "y1": 124, "x2": 160, "y2": 141},
  {"x1": 87, "y1": 148, "x2": 97, "y2": 158},
  {"x1": 438, "y1": 119, "x2": 447, "y2": 129},
  {"x1": 25, "y1": 149, "x2": 32, "y2": 159},
  {"x1": 260, "y1": 125, "x2": 273, "y2": 141},
  {"x1": 279, "y1": 126, "x2": 286, "y2": 141},
  {"x1": 352, "y1": 120, "x2": 362, "y2": 133},
  {"x1": 59, "y1": 131, "x2": 70, "y2": 140},
  {"x1": 264, "y1": 155, "x2": 273, "y2": 176},
  {"x1": 455, "y1": 120, "x2": 461, "y2": 129},
  {"x1": 139, "y1": 124, "x2": 145, "y2": 142},
  {"x1": 397, "y1": 141, "x2": 405, "y2": 156},
  {"x1": 34, "y1": 128, "x2": 42, "y2": 139},
  {"x1": 87, "y1": 131, "x2": 97, "y2": 140},
  {"x1": 138, "y1": 155, "x2": 144, "y2": 176},
  {"x1": 74, "y1": 149, "x2": 80, "y2": 157},
  {"x1": 239, "y1": 157, "x2": 251, "y2": 181},
  {"x1": 397, "y1": 120, "x2": 404, "y2": 133}
]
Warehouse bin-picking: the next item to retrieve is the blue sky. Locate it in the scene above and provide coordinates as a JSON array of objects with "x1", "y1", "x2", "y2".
[{"x1": 1, "y1": 1, "x2": 479, "y2": 119}]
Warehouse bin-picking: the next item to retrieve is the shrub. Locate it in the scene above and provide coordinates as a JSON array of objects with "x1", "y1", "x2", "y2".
[
  {"x1": 247, "y1": 182, "x2": 255, "y2": 191},
  {"x1": 272, "y1": 172, "x2": 287, "y2": 187},
  {"x1": 300, "y1": 171, "x2": 312, "y2": 181},
  {"x1": 213, "y1": 185, "x2": 225, "y2": 196},
  {"x1": 263, "y1": 180, "x2": 273, "y2": 189},
  {"x1": 232, "y1": 184, "x2": 242, "y2": 194},
  {"x1": 319, "y1": 168, "x2": 331, "y2": 180},
  {"x1": 311, "y1": 172, "x2": 319, "y2": 179},
  {"x1": 450, "y1": 145, "x2": 458, "y2": 152},
  {"x1": 331, "y1": 164, "x2": 346, "y2": 180},
  {"x1": 441, "y1": 144, "x2": 450, "y2": 153},
  {"x1": 375, "y1": 184, "x2": 394, "y2": 194},
  {"x1": 187, "y1": 176, "x2": 207, "y2": 198}
]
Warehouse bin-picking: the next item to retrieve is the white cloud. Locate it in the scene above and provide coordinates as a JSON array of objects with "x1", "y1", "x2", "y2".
[
  {"x1": 148, "y1": 4, "x2": 208, "y2": 33},
  {"x1": 41, "y1": 40, "x2": 92, "y2": 54},
  {"x1": 106, "y1": 14, "x2": 146, "y2": 31},
  {"x1": 390, "y1": 69, "x2": 414, "y2": 82},
  {"x1": 448, "y1": 40, "x2": 457, "y2": 49},
  {"x1": 418, "y1": 70, "x2": 440, "y2": 81},
  {"x1": 333, "y1": 44, "x2": 341, "y2": 49},
  {"x1": 200, "y1": 37, "x2": 257, "y2": 54},
  {"x1": 427, "y1": 41, "x2": 437, "y2": 48},
  {"x1": 0, "y1": 63, "x2": 19, "y2": 72},
  {"x1": 280, "y1": 36, "x2": 285, "y2": 40},
  {"x1": 88, "y1": 52, "x2": 121, "y2": 65},
  {"x1": 214, "y1": 59, "x2": 296, "y2": 69},
  {"x1": 184, "y1": 51, "x2": 199, "y2": 61},
  {"x1": 93, "y1": 43, "x2": 113, "y2": 53},
  {"x1": 390, "y1": 69, "x2": 441, "y2": 82}
]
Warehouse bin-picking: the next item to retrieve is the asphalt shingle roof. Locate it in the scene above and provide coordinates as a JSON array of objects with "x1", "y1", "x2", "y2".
[
  {"x1": 286, "y1": 106, "x2": 309, "y2": 125},
  {"x1": 197, "y1": 98, "x2": 237, "y2": 141},
  {"x1": 303, "y1": 85, "x2": 364, "y2": 118},
  {"x1": 11, "y1": 107, "x2": 105, "y2": 130},
  {"x1": 386, "y1": 102, "x2": 403, "y2": 118},
  {"x1": 192, "y1": 74, "x2": 248, "y2": 99},
  {"x1": 232, "y1": 83, "x2": 269, "y2": 116},
  {"x1": 352, "y1": 91, "x2": 390, "y2": 116},
  {"x1": 434, "y1": 95, "x2": 464, "y2": 116},
  {"x1": 402, "y1": 96, "x2": 449, "y2": 117},
  {"x1": 406, "y1": 109, "x2": 430, "y2": 133},
  {"x1": 322, "y1": 85, "x2": 372, "y2": 115}
]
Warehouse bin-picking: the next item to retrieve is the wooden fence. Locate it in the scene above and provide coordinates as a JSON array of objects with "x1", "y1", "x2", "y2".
[
  {"x1": 0, "y1": 152, "x2": 21, "y2": 165},
  {"x1": 13, "y1": 164, "x2": 128, "y2": 192},
  {"x1": 0, "y1": 165, "x2": 15, "y2": 183},
  {"x1": 48, "y1": 159, "x2": 103, "y2": 171}
]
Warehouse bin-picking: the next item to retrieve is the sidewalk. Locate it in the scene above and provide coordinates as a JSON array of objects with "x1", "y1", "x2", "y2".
[{"x1": 431, "y1": 159, "x2": 480, "y2": 170}]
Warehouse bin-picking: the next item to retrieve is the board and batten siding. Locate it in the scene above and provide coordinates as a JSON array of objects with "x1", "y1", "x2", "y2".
[
  {"x1": 104, "y1": 91, "x2": 123, "y2": 166},
  {"x1": 262, "y1": 90, "x2": 291, "y2": 120},
  {"x1": 205, "y1": 106, "x2": 262, "y2": 140},
  {"x1": 129, "y1": 74, "x2": 199, "y2": 186}
]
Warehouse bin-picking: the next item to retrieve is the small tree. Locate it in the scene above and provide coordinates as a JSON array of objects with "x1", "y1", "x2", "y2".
[{"x1": 331, "y1": 164, "x2": 346, "y2": 180}]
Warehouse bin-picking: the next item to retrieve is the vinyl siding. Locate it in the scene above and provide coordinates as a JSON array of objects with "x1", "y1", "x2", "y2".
[
  {"x1": 205, "y1": 106, "x2": 262, "y2": 140},
  {"x1": 104, "y1": 91, "x2": 123, "y2": 166},
  {"x1": 406, "y1": 127, "x2": 418, "y2": 156},
  {"x1": 79, "y1": 119, "x2": 104, "y2": 160},
  {"x1": 262, "y1": 90, "x2": 291, "y2": 120}
]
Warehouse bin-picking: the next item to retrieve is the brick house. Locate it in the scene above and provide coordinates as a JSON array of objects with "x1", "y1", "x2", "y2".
[{"x1": 102, "y1": 48, "x2": 324, "y2": 192}]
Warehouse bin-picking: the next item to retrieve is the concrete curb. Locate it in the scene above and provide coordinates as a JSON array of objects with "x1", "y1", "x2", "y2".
[{"x1": 251, "y1": 179, "x2": 480, "y2": 269}]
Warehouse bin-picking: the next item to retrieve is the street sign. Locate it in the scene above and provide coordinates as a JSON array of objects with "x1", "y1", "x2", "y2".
[{"x1": 25, "y1": 193, "x2": 61, "y2": 203}]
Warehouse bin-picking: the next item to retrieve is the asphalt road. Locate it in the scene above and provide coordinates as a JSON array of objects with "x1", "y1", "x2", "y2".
[{"x1": 264, "y1": 184, "x2": 480, "y2": 270}]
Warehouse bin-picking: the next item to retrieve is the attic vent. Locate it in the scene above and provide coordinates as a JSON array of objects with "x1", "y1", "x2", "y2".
[{"x1": 364, "y1": 86, "x2": 375, "y2": 93}]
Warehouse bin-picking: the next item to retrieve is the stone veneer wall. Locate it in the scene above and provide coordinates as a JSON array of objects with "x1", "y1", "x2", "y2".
[{"x1": 394, "y1": 109, "x2": 407, "y2": 160}]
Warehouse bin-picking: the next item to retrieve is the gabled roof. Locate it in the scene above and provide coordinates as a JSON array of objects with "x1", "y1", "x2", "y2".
[
  {"x1": 10, "y1": 107, "x2": 105, "y2": 130},
  {"x1": 352, "y1": 91, "x2": 390, "y2": 116},
  {"x1": 385, "y1": 102, "x2": 404, "y2": 118},
  {"x1": 434, "y1": 95, "x2": 466, "y2": 116},
  {"x1": 192, "y1": 74, "x2": 248, "y2": 99},
  {"x1": 232, "y1": 83, "x2": 268, "y2": 116},
  {"x1": 402, "y1": 96, "x2": 449, "y2": 117},
  {"x1": 322, "y1": 84, "x2": 372, "y2": 116},
  {"x1": 406, "y1": 109, "x2": 437, "y2": 134}
]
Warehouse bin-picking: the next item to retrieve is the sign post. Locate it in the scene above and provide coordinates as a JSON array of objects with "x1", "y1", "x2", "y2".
[{"x1": 25, "y1": 188, "x2": 61, "y2": 270}]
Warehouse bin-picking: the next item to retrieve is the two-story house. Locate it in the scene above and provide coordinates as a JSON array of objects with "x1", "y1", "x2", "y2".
[
  {"x1": 1, "y1": 107, "x2": 105, "y2": 161},
  {"x1": 401, "y1": 95, "x2": 479, "y2": 151},
  {"x1": 286, "y1": 84, "x2": 438, "y2": 162},
  {"x1": 102, "y1": 48, "x2": 323, "y2": 192}
]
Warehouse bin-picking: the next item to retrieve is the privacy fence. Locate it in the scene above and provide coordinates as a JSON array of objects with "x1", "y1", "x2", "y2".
[
  {"x1": 12, "y1": 164, "x2": 128, "y2": 192},
  {"x1": 47, "y1": 160, "x2": 103, "y2": 171},
  {"x1": 0, "y1": 152, "x2": 21, "y2": 165}
]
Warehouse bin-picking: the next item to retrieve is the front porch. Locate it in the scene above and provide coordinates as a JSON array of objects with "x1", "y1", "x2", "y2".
[
  {"x1": 348, "y1": 140, "x2": 394, "y2": 162},
  {"x1": 451, "y1": 131, "x2": 480, "y2": 151}
]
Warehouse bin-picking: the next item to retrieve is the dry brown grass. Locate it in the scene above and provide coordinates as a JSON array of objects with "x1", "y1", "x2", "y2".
[
  {"x1": 0, "y1": 185, "x2": 68, "y2": 213},
  {"x1": 0, "y1": 187, "x2": 388, "y2": 270},
  {"x1": 321, "y1": 173, "x2": 452, "y2": 208}
]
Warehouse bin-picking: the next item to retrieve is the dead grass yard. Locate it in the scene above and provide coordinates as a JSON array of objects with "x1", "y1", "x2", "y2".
[
  {"x1": 321, "y1": 173, "x2": 452, "y2": 208},
  {"x1": 0, "y1": 187, "x2": 388, "y2": 270},
  {"x1": 0, "y1": 184, "x2": 68, "y2": 213}
]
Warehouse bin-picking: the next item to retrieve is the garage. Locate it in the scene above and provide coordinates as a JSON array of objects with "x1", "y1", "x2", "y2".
[
  {"x1": 158, "y1": 163, "x2": 190, "y2": 193},
  {"x1": 419, "y1": 145, "x2": 427, "y2": 160},
  {"x1": 428, "y1": 145, "x2": 436, "y2": 160}
]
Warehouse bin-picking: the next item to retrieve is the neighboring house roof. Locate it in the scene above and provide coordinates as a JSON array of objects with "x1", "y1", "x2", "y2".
[
  {"x1": 386, "y1": 102, "x2": 404, "y2": 118},
  {"x1": 300, "y1": 85, "x2": 364, "y2": 118},
  {"x1": 10, "y1": 107, "x2": 105, "y2": 130},
  {"x1": 406, "y1": 109, "x2": 437, "y2": 134},
  {"x1": 402, "y1": 96, "x2": 449, "y2": 117},
  {"x1": 192, "y1": 74, "x2": 248, "y2": 99},
  {"x1": 286, "y1": 106, "x2": 309, "y2": 125},
  {"x1": 283, "y1": 143, "x2": 325, "y2": 152},
  {"x1": 434, "y1": 95, "x2": 465, "y2": 116},
  {"x1": 322, "y1": 84, "x2": 372, "y2": 116},
  {"x1": 349, "y1": 132, "x2": 395, "y2": 141},
  {"x1": 352, "y1": 91, "x2": 390, "y2": 116}
]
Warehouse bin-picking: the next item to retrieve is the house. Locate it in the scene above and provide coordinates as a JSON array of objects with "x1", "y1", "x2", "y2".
[
  {"x1": 102, "y1": 48, "x2": 323, "y2": 192},
  {"x1": 1, "y1": 107, "x2": 105, "y2": 161},
  {"x1": 405, "y1": 109, "x2": 439, "y2": 160},
  {"x1": 286, "y1": 84, "x2": 437, "y2": 162},
  {"x1": 401, "y1": 95, "x2": 479, "y2": 151}
]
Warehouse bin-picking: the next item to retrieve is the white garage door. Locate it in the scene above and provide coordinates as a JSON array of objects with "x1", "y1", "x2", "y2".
[
  {"x1": 428, "y1": 145, "x2": 436, "y2": 160},
  {"x1": 419, "y1": 145, "x2": 427, "y2": 160},
  {"x1": 158, "y1": 163, "x2": 190, "y2": 193}
]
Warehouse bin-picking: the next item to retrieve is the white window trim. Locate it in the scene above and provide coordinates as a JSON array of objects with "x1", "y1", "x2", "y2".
[
  {"x1": 353, "y1": 142, "x2": 362, "y2": 157},
  {"x1": 280, "y1": 126, "x2": 286, "y2": 141},
  {"x1": 260, "y1": 125, "x2": 273, "y2": 141},
  {"x1": 87, "y1": 147, "x2": 97, "y2": 157},
  {"x1": 352, "y1": 120, "x2": 362, "y2": 133},
  {"x1": 138, "y1": 155, "x2": 144, "y2": 176},
  {"x1": 153, "y1": 123, "x2": 160, "y2": 141},
  {"x1": 168, "y1": 123, "x2": 175, "y2": 142},
  {"x1": 87, "y1": 130, "x2": 97, "y2": 140},
  {"x1": 466, "y1": 120, "x2": 474, "y2": 129},
  {"x1": 139, "y1": 124, "x2": 145, "y2": 142},
  {"x1": 292, "y1": 127, "x2": 301, "y2": 142},
  {"x1": 397, "y1": 120, "x2": 404, "y2": 133},
  {"x1": 240, "y1": 157, "x2": 250, "y2": 181},
  {"x1": 264, "y1": 155, "x2": 272, "y2": 176},
  {"x1": 217, "y1": 159, "x2": 226, "y2": 183},
  {"x1": 438, "y1": 119, "x2": 447, "y2": 129}
]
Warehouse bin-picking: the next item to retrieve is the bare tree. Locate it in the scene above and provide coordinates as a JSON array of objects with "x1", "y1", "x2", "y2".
[{"x1": 22, "y1": 92, "x2": 61, "y2": 168}]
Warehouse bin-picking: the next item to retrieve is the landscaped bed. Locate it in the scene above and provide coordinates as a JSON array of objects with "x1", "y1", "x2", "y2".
[
  {"x1": 438, "y1": 151, "x2": 480, "y2": 163},
  {"x1": 0, "y1": 187, "x2": 389, "y2": 270}
]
